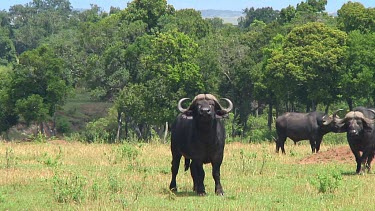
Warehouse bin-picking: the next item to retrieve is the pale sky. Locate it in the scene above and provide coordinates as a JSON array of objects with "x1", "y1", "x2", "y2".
[{"x1": 1, "y1": 0, "x2": 374, "y2": 13}]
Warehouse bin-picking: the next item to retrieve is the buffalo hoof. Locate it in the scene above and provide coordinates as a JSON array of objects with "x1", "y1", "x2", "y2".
[
  {"x1": 356, "y1": 171, "x2": 365, "y2": 175},
  {"x1": 216, "y1": 191, "x2": 224, "y2": 196},
  {"x1": 216, "y1": 192, "x2": 224, "y2": 196},
  {"x1": 197, "y1": 192, "x2": 206, "y2": 196},
  {"x1": 170, "y1": 187, "x2": 177, "y2": 192}
]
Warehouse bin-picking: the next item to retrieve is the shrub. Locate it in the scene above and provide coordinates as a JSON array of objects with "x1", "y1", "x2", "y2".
[
  {"x1": 55, "y1": 116, "x2": 72, "y2": 134},
  {"x1": 52, "y1": 173, "x2": 88, "y2": 203},
  {"x1": 310, "y1": 170, "x2": 342, "y2": 193}
]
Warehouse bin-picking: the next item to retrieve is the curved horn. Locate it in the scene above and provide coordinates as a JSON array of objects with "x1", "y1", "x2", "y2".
[
  {"x1": 367, "y1": 109, "x2": 375, "y2": 118},
  {"x1": 177, "y1": 98, "x2": 190, "y2": 113},
  {"x1": 333, "y1": 109, "x2": 344, "y2": 118},
  {"x1": 221, "y1": 98, "x2": 233, "y2": 113},
  {"x1": 323, "y1": 108, "x2": 344, "y2": 125}
]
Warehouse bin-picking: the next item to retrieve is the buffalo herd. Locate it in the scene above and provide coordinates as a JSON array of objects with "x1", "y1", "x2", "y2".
[{"x1": 169, "y1": 93, "x2": 375, "y2": 196}]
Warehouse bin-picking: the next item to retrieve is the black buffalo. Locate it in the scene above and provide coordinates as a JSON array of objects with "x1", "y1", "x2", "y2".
[
  {"x1": 169, "y1": 94, "x2": 233, "y2": 196},
  {"x1": 276, "y1": 110, "x2": 342, "y2": 154},
  {"x1": 338, "y1": 108, "x2": 375, "y2": 174}
]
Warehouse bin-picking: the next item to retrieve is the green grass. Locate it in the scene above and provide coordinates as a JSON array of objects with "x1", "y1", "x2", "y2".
[{"x1": 0, "y1": 138, "x2": 371, "y2": 210}]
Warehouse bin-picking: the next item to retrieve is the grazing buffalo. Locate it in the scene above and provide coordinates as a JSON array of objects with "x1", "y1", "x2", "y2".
[
  {"x1": 337, "y1": 108, "x2": 375, "y2": 174},
  {"x1": 169, "y1": 94, "x2": 233, "y2": 196},
  {"x1": 276, "y1": 110, "x2": 342, "y2": 154}
]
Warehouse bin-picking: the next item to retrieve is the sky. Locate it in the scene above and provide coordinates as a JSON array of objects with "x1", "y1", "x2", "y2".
[{"x1": 1, "y1": 0, "x2": 375, "y2": 13}]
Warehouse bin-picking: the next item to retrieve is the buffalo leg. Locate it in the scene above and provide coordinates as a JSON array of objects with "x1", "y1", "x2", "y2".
[
  {"x1": 366, "y1": 152, "x2": 374, "y2": 172},
  {"x1": 190, "y1": 160, "x2": 205, "y2": 196},
  {"x1": 276, "y1": 137, "x2": 286, "y2": 154},
  {"x1": 212, "y1": 162, "x2": 224, "y2": 196},
  {"x1": 169, "y1": 153, "x2": 182, "y2": 192},
  {"x1": 361, "y1": 149, "x2": 373, "y2": 173},
  {"x1": 315, "y1": 138, "x2": 323, "y2": 153},
  {"x1": 309, "y1": 139, "x2": 317, "y2": 153},
  {"x1": 350, "y1": 147, "x2": 362, "y2": 174}
]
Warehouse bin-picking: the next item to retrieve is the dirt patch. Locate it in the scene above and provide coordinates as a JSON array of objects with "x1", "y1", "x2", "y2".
[{"x1": 299, "y1": 146, "x2": 354, "y2": 164}]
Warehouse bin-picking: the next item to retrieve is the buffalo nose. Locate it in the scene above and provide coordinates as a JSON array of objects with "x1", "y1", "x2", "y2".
[
  {"x1": 349, "y1": 129, "x2": 359, "y2": 136},
  {"x1": 200, "y1": 108, "x2": 211, "y2": 115}
]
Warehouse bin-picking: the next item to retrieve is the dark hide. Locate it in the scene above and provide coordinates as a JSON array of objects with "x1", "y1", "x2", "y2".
[
  {"x1": 341, "y1": 108, "x2": 375, "y2": 174},
  {"x1": 275, "y1": 111, "x2": 342, "y2": 154},
  {"x1": 169, "y1": 94, "x2": 232, "y2": 196}
]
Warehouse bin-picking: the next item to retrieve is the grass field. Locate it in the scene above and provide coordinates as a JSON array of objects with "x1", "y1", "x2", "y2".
[{"x1": 0, "y1": 138, "x2": 372, "y2": 210}]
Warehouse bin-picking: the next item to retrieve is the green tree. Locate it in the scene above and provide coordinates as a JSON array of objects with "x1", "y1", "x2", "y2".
[
  {"x1": 341, "y1": 31, "x2": 375, "y2": 109},
  {"x1": 15, "y1": 94, "x2": 49, "y2": 126},
  {"x1": 114, "y1": 84, "x2": 147, "y2": 140},
  {"x1": 265, "y1": 22, "x2": 347, "y2": 111},
  {"x1": 10, "y1": 45, "x2": 71, "y2": 132},
  {"x1": 279, "y1": 5, "x2": 296, "y2": 24},
  {"x1": 9, "y1": 0, "x2": 73, "y2": 54},
  {"x1": 296, "y1": 0, "x2": 327, "y2": 13},
  {"x1": 337, "y1": 2, "x2": 375, "y2": 33},
  {"x1": 140, "y1": 30, "x2": 203, "y2": 124},
  {"x1": 0, "y1": 27, "x2": 17, "y2": 66},
  {"x1": 0, "y1": 66, "x2": 18, "y2": 136},
  {"x1": 82, "y1": 14, "x2": 148, "y2": 100},
  {"x1": 239, "y1": 7, "x2": 279, "y2": 29},
  {"x1": 121, "y1": 0, "x2": 175, "y2": 32},
  {"x1": 158, "y1": 9, "x2": 211, "y2": 40}
]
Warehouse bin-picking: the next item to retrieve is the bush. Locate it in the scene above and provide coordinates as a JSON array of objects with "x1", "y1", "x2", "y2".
[
  {"x1": 310, "y1": 170, "x2": 342, "y2": 193},
  {"x1": 52, "y1": 172, "x2": 88, "y2": 203},
  {"x1": 83, "y1": 117, "x2": 116, "y2": 143},
  {"x1": 247, "y1": 113, "x2": 275, "y2": 142},
  {"x1": 56, "y1": 116, "x2": 72, "y2": 134}
]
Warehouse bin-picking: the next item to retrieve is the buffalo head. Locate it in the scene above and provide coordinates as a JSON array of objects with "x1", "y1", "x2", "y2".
[
  {"x1": 322, "y1": 109, "x2": 344, "y2": 133},
  {"x1": 338, "y1": 111, "x2": 375, "y2": 137},
  {"x1": 177, "y1": 94, "x2": 233, "y2": 121}
]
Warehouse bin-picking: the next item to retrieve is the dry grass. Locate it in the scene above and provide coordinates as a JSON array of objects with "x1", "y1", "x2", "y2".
[{"x1": 0, "y1": 140, "x2": 373, "y2": 210}]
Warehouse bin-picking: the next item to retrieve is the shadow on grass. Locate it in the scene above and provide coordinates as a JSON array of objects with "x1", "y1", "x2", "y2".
[
  {"x1": 173, "y1": 191, "x2": 198, "y2": 197},
  {"x1": 163, "y1": 188, "x2": 197, "y2": 198},
  {"x1": 341, "y1": 171, "x2": 358, "y2": 176},
  {"x1": 341, "y1": 171, "x2": 375, "y2": 176}
]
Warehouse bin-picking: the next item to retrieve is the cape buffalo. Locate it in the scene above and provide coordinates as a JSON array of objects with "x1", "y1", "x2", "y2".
[
  {"x1": 276, "y1": 110, "x2": 342, "y2": 154},
  {"x1": 338, "y1": 108, "x2": 375, "y2": 174},
  {"x1": 169, "y1": 94, "x2": 233, "y2": 196}
]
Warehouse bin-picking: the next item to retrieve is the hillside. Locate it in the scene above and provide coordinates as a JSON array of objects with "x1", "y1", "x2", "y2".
[{"x1": 200, "y1": 9, "x2": 243, "y2": 25}]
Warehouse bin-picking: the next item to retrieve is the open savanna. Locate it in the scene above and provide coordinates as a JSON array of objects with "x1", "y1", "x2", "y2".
[{"x1": 0, "y1": 137, "x2": 373, "y2": 210}]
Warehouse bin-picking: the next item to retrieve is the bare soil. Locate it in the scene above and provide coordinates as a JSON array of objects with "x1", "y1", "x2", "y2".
[{"x1": 299, "y1": 146, "x2": 354, "y2": 164}]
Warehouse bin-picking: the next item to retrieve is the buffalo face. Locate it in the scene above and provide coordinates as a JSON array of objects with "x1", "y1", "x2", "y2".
[
  {"x1": 178, "y1": 94, "x2": 233, "y2": 121},
  {"x1": 338, "y1": 111, "x2": 374, "y2": 137}
]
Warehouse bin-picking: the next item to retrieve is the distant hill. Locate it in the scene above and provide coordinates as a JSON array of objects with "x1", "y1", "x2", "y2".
[{"x1": 200, "y1": 9, "x2": 243, "y2": 25}]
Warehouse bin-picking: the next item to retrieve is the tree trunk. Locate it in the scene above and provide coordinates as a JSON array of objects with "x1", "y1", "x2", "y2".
[
  {"x1": 116, "y1": 111, "x2": 122, "y2": 143},
  {"x1": 268, "y1": 102, "x2": 273, "y2": 130},
  {"x1": 125, "y1": 116, "x2": 129, "y2": 139},
  {"x1": 347, "y1": 98, "x2": 353, "y2": 111},
  {"x1": 163, "y1": 122, "x2": 168, "y2": 144},
  {"x1": 39, "y1": 122, "x2": 44, "y2": 135}
]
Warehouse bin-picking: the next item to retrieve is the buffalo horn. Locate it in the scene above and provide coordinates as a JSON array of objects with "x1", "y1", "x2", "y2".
[
  {"x1": 221, "y1": 98, "x2": 233, "y2": 113},
  {"x1": 322, "y1": 109, "x2": 344, "y2": 125},
  {"x1": 177, "y1": 98, "x2": 190, "y2": 113},
  {"x1": 368, "y1": 109, "x2": 375, "y2": 118},
  {"x1": 333, "y1": 109, "x2": 344, "y2": 118}
]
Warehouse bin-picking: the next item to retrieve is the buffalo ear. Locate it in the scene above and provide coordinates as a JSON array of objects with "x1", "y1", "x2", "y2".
[
  {"x1": 183, "y1": 110, "x2": 193, "y2": 117},
  {"x1": 363, "y1": 121, "x2": 373, "y2": 133},
  {"x1": 216, "y1": 110, "x2": 228, "y2": 118},
  {"x1": 182, "y1": 111, "x2": 193, "y2": 119}
]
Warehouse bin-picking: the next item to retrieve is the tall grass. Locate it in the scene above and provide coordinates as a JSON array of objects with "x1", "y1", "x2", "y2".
[{"x1": 0, "y1": 139, "x2": 371, "y2": 210}]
